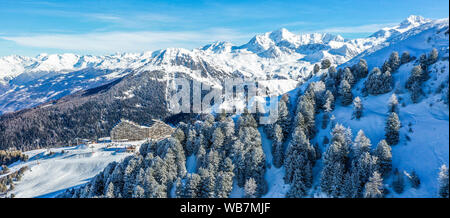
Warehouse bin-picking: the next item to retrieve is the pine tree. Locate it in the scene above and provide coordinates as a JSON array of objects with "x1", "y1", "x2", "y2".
[
  {"x1": 234, "y1": 115, "x2": 267, "y2": 196},
  {"x1": 427, "y1": 48, "x2": 438, "y2": 65},
  {"x1": 198, "y1": 167, "x2": 216, "y2": 198},
  {"x1": 298, "y1": 95, "x2": 316, "y2": 138},
  {"x1": 409, "y1": 82, "x2": 423, "y2": 103},
  {"x1": 172, "y1": 127, "x2": 186, "y2": 146},
  {"x1": 212, "y1": 128, "x2": 225, "y2": 150},
  {"x1": 180, "y1": 173, "x2": 201, "y2": 198},
  {"x1": 400, "y1": 51, "x2": 411, "y2": 64},
  {"x1": 406, "y1": 65, "x2": 426, "y2": 103},
  {"x1": 105, "y1": 182, "x2": 115, "y2": 198},
  {"x1": 388, "y1": 94, "x2": 399, "y2": 113},
  {"x1": 321, "y1": 91, "x2": 334, "y2": 129},
  {"x1": 323, "y1": 90, "x2": 335, "y2": 111},
  {"x1": 374, "y1": 140, "x2": 392, "y2": 176},
  {"x1": 277, "y1": 94, "x2": 291, "y2": 138},
  {"x1": 286, "y1": 166, "x2": 311, "y2": 198},
  {"x1": 214, "y1": 171, "x2": 234, "y2": 198},
  {"x1": 350, "y1": 152, "x2": 378, "y2": 197},
  {"x1": 343, "y1": 67, "x2": 355, "y2": 86},
  {"x1": 313, "y1": 64, "x2": 320, "y2": 74},
  {"x1": 388, "y1": 51, "x2": 400, "y2": 72},
  {"x1": 353, "y1": 130, "x2": 371, "y2": 158},
  {"x1": 349, "y1": 131, "x2": 376, "y2": 197},
  {"x1": 185, "y1": 128, "x2": 197, "y2": 157},
  {"x1": 365, "y1": 67, "x2": 393, "y2": 95},
  {"x1": 244, "y1": 178, "x2": 257, "y2": 198},
  {"x1": 419, "y1": 54, "x2": 428, "y2": 68},
  {"x1": 339, "y1": 79, "x2": 353, "y2": 106},
  {"x1": 363, "y1": 171, "x2": 384, "y2": 198},
  {"x1": 355, "y1": 59, "x2": 369, "y2": 79},
  {"x1": 382, "y1": 61, "x2": 391, "y2": 74},
  {"x1": 324, "y1": 68, "x2": 338, "y2": 95},
  {"x1": 272, "y1": 124, "x2": 285, "y2": 168},
  {"x1": 385, "y1": 112, "x2": 401, "y2": 145},
  {"x1": 132, "y1": 185, "x2": 145, "y2": 198},
  {"x1": 321, "y1": 59, "x2": 331, "y2": 69},
  {"x1": 285, "y1": 127, "x2": 315, "y2": 187},
  {"x1": 320, "y1": 124, "x2": 352, "y2": 197},
  {"x1": 438, "y1": 165, "x2": 449, "y2": 198},
  {"x1": 352, "y1": 97, "x2": 363, "y2": 119}
]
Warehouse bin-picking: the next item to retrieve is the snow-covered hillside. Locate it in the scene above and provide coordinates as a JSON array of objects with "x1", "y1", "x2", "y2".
[
  {"x1": 311, "y1": 58, "x2": 448, "y2": 197},
  {"x1": 3, "y1": 141, "x2": 144, "y2": 198},
  {"x1": 0, "y1": 15, "x2": 439, "y2": 115}
]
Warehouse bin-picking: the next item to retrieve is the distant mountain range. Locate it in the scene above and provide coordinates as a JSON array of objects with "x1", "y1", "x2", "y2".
[{"x1": 0, "y1": 15, "x2": 443, "y2": 115}]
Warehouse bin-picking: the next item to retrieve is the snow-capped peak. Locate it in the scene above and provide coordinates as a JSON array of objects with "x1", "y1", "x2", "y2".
[
  {"x1": 201, "y1": 41, "x2": 233, "y2": 53},
  {"x1": 371, "y1": 15, "x2": 432, "y2": 38},
  {"x1": 399, "y1": 15, "x2": 430, "y2": 29},
  {"x1": 268, "y1": 28, "x2": 297, "y2": 43}
]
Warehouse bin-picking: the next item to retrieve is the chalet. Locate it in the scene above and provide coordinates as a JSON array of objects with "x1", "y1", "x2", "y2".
[{"x1": 110, "y1": 119, "x2": 174, "y2": 142}]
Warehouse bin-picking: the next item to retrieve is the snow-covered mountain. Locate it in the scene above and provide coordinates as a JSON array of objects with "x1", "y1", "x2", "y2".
[
  {"x1": 0, "y1": 15, "x2": 439, "y2": 114},
  {"x1": 0, "y1": 15, "x2": 448, "y2": 199},
  {"x1": 347, "y1": 17, "x2": 449, "y2": 67}
]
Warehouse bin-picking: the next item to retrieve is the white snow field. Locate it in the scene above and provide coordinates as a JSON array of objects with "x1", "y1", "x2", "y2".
[{"x1": 4, "y1": 141, "x2": 145, "y2": 198}]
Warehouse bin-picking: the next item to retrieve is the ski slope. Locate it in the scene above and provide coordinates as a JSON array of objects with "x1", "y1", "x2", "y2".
[{"x1": 4, "y1": 141, "x2": 145, "y2": 198}]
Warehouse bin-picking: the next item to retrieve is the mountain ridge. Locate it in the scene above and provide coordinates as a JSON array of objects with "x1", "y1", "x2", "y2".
[{"x1": 0, "y1": 15, "x2": 447, "y2": 115}]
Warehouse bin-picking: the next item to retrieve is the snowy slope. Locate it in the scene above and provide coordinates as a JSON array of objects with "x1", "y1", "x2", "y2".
[
  {"x1": 346, "y1": 17, "x2": 449, "y2": 68},
  {"x1": 242, "y1": 16, "x2": 449, "y2": 197},
  {"x1": 0, "y1": 15, "x2": 437, "y2": 115},
  {"x1": 3, "y1": 141, "x2": 145, "y2": 198},
  {"x1": 311, "y1": 59, "x2": 448, "y2": 197}
]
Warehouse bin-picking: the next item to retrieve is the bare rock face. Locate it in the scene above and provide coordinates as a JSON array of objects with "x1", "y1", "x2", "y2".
[{"x1": 111, "y1": 119, "x2": 173, "y2": 141}]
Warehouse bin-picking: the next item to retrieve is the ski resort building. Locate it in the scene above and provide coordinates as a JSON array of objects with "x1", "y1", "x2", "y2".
[{"x1": 110, "y1": 119, "x2": 174, "y2": 141}]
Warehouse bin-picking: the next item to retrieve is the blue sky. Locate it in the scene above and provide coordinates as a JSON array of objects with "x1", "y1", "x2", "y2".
[{"x1": 0, "y1": 0, "x2": 448, "y2": 57}]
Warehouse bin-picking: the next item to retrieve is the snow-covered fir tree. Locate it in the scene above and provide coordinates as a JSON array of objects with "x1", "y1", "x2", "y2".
[
  {"x1": 406, "y1": 65, "x2": 426, "y2": 103},
  {"x1": 400, "y1": 51, "x2": 411, "y2": 64},
  {"x1": 364, "y1": 67, "x2": 393, "y2": 95},
  {"x1": 244, "y1": 177, "x2": 257, "y2": 198},
  {"x1": 272, "y1": 124, "x2": 285, "y2": 168},
  {"x1": 353, "y1": 59, "x2": 369, "y2": 80},
  {"x1": 343, "y1": 67, "x2": 355, "y2": 86},
  {"x1": 284, "y1": 127, "x2": 316, "y2": 195},
  {"x1": 352, "y1": 97, "x2": 363, "y2": 119},
  {"x1": 374, "y1": 140, "x2": 392, "y2": 177},
  {"x1": 387, "y1": 51, "x2": 400, "y2": 72},
  {"x1": 363, "y1": 171, "x2": 384, "y2": 198},
  {"x1": 385, "y1": 112, "x2": 401, "y2": 145},
  {"x1": 320, "y1": 124, "x2": 352, "y2": 197},
  {"x1": 234, "y1": 110, "x2": 267, "y2": 197},
  {"x1": 321, "y1": 59, "x2": 331, "y2": 69},
  {"x1": 438, "y1": 165, "x2": 449, "y2": 198},
  {"x1": 388, "y1": 93, "x2": 399, "y2": 113},
  {"x1": 339, "y1": 79, "x2": 353, "y2": 106}
]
